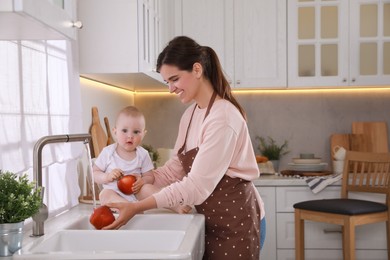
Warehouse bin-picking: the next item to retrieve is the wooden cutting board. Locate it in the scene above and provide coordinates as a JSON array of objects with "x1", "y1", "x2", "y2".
[
  {"x1": 330, "y1": 133, "x2": 367, "y2": 159},
  {"x1": 352, "y1": 122, "x2": 389, "y2": 152},
  {"x1": 90, "y1": 107, "x2": 108, "y2": 157},
  {"x1": 104, "y1": 117, "x2": 115, "y2": 145}
]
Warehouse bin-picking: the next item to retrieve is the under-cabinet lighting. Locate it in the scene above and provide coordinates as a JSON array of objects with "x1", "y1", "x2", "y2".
[
  {"x1": 80, "y1": 77, "x2": 390, "y2": 95},
  {"x1": 135, "y1": 86, "x2": 390, "y2": 95},
  {"x1": 80, "y1": 77, "x2": 136, "y2": 94}
]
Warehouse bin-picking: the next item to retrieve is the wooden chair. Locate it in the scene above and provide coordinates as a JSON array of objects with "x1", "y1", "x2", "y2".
[{"x1": 294, "y1": 151, "x2": 390, "y2": 260}]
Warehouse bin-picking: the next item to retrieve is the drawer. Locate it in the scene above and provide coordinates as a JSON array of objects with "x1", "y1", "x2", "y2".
[
  {"x1": 277, "y1": 249, "x2": 388, "y2": 260},
  {"x1": 276, "y1": 186, "x2": 340, "y2": 212},
  {"x1": 277, "y1": 213, "x2": 387, "y2": 250}
]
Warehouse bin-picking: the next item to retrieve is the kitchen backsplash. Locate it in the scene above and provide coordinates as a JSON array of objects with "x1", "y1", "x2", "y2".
[
  {"x1": 134, "y1": 89, "x2": 390, "y2": 170},
  {"x1": 80, "y1": 80, "x2": 390, "y2": 171}
]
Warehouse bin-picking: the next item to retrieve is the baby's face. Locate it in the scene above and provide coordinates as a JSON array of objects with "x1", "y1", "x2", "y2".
[{"x1": 114, "y1": 114, "x2": 146, "y2": 152}]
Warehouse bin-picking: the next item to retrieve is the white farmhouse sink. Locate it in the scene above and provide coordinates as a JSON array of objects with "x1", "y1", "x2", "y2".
[
  {"x1": 64, "y1": 214, "x2": 195, "y2": 231},
  {"x1": 13, "y1": 210, "x2": 205, "y2": 260}
]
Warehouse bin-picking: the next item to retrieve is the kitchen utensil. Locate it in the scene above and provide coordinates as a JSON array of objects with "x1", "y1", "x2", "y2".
[{"x1": 352, "y1": 121, "x2": 389, "y2": 152}]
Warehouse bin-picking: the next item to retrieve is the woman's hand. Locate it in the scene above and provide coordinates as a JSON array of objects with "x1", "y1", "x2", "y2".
[
  {"x1": 102, "y1": 202, "x2": 137, "y2": 230},
  {"x1": 102, "y1": 197, "x2": 158, "y2": 230}
]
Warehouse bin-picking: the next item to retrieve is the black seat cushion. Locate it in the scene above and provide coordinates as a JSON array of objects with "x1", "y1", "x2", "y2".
[{"x1": 294, "y1": 199, "x2": 388, "y2": 215}]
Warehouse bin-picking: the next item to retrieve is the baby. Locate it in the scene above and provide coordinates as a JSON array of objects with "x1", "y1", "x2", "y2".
[
  {"x1": 93, "y1": 106, "x2": 154, "y2": 204},
  {"x1": 93, "y1": 106, "x2": 191, "y2": 214}
]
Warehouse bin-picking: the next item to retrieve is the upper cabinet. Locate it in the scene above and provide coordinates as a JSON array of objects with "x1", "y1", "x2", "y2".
[
  {"x1": 288, "y1": 0, "x2": 390, "y2": 87},
  {"x1": 175, "y1": 0, "x2": 287, "y2": 89},
  {"x1": 0, "y1": 0, "x2": 78, "y2": 40},
  {"x1": 77, "y1": 0, "x2": 175, "y2": 89}
]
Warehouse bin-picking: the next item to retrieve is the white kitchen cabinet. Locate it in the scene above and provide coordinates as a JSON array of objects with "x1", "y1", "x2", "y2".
[
  {"x1": 288, "y1": 0, "x2": 390, "y2": 87},
  {"x1": 77, "y1": 0, "x2": 175, "y2": 88},
  {"x1": 255, "y1": 179, "x2": 387, "y2": 259},
  {"x1": 257, "y1": 187, "x2": 276, "y2": 260},
  {"x1": 0, "y1": 0, "x2": 78, "y2": 40},
  {"x1": 175, "y1": 0, "x2": 287, "y2": 89}
]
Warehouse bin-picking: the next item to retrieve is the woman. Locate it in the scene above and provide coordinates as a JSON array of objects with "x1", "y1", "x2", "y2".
[{"x1": 104, "y1": 36, "x2": 265, "y2": 259}]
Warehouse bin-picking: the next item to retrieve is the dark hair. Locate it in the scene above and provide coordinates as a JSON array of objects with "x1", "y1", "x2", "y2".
[{"x1": 156, "y1": 36, "x2": 246, "y2": 119}]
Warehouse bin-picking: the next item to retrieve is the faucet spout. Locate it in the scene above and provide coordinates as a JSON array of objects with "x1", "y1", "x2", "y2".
[{"x1": 32, "y1": 134, "x2": 91, "y2": 237}]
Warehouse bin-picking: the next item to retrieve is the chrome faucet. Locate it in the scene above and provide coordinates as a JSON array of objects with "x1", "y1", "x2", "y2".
[{"x1": 31, "y1": 134, "x2": 91, "y2": 237}]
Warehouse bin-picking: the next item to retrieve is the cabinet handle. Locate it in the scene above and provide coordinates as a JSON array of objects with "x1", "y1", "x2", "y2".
[
  {"x1": 351, "y1": 78, "x2": 356, "y2": 82},
  {"x1": 71, "y1": 21, "x2": 83, "y2": 29},
  {"x1": 323, "y1": 228, "x2": 342, "y2": 234},
  {"x1": 236, "y1": 80, "x2": 241, "y2": 85},
  {"x1": 342, "y1": 78, "x2": 347, "y2": 83}
]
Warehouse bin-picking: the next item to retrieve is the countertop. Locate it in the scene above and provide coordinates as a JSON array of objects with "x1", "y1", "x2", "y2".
[{"x1": 253, "y1": 173, "x2": 342, "y2": 186}]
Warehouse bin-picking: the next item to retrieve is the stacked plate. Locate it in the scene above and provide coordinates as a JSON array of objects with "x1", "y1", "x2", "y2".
[{"x1": 288, "y1": 158, "x2": 328, "y2": 172}]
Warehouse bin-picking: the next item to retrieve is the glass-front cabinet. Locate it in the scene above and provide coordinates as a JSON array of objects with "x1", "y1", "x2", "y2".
[{"x1": 288, "y1": 0, "x2": 390, "y2": 87}]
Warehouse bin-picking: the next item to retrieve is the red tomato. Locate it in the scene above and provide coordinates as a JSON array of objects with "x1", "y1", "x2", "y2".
[
  {"x1": 89, "y1": 205, "x2": 115, "y2": 230},
  {"x1": 117, "y1": 175, "x2": 137, "y2": 195}
]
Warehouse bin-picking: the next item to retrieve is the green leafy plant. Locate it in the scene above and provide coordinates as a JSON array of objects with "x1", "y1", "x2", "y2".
[
  {"x1": 255, "y1": 136, "x2": 289, "y2": 160},
  {"x1": 0, "y1": 171, "x2": 41, "y2": 224},
  {"x1": 142, "y1": 144, "x2": 160, "y2": 163}
]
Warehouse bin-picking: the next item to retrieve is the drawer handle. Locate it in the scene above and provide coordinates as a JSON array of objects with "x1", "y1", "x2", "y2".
[{"x1": 323, "y1": 228, "x2": 342, "y2": 234}]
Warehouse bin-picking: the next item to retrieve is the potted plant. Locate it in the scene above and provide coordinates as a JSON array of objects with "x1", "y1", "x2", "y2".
[
  {"x1": 142, "y1": 144, "x2": 160, "y2": 168},
  {"x1": 0, "y1": 170, "x2": 41, "y2": 256},
  {"x1": 255, "y1": 136, "x2": 289, "y2": 172}
]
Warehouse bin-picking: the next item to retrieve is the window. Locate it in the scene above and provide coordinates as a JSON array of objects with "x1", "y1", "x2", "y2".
[{"x1": 0, "y1": 40, "x2": 83, "y2": 216}]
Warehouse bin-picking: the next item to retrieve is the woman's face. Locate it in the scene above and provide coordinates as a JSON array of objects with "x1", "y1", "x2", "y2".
[{"x1": 159, "y1": 64, "x2": 200, "y2": 104}]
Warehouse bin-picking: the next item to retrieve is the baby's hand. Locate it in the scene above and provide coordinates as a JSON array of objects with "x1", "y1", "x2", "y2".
[
  {"x1": 132, "y1": 175, "x2": 144, "y2": 194},
  {"x1": 106, "y1": 168, "x2": 123, "y2": 183}
]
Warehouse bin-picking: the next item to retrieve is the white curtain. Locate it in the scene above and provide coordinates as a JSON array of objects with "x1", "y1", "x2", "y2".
[{"x1": 0, "y1": 39, "x2": 84, "y2": 216}]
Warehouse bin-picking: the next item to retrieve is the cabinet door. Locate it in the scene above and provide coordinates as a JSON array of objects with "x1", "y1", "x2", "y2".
[
  {"x1": 257, "y1": 187, "x2": 276, "y2": 260},
  {"x1": 78, "y1": 0, "x2": 139, "y2": 74},
  {"x1": 288, "y1": 0, "x2": 349, "y2": 87},
  {"x1": 233, "y1": 0, "x2": 287, "y2": 88},
  {"x1": 349, "y1": 0, "x2": 390, "y2": 85},
  {"x1": 177, "y1": 0, "x2": 232, "y2": 83},
  {"x1": 0, "y1": 0, "x2": 77, "y2": 40},
  {"x1": 139, "y1": 0, "x2": 164, "y2": 72}
]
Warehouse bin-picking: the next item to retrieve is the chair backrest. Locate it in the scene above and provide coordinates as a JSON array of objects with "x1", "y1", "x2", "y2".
[{"x1": 341, "y1": 151, "x2": 390, "y2": 203}]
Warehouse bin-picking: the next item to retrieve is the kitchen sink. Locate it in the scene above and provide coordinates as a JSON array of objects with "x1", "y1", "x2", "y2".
[
  {"x1": 64, "y1": 214, "x2": 195, "y2": 231},
  {"x1": 13, "y1": 209, "x2": 205, "y2": 260}
]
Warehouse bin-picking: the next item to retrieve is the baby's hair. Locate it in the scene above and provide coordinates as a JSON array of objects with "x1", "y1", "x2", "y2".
[{"x1": 115, "y1": 106, "x2": 145, "y2": 125}]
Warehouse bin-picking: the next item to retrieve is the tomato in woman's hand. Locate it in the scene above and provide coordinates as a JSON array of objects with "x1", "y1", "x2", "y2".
[
  {"x1": 89, "y1": 205, "x2": 115, "y2": 230},
  {"x1": 117, "y1": 175, "x2": 137, "y2": 195}
]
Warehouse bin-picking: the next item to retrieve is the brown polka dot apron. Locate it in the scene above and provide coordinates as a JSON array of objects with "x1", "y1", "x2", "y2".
[{"x1": 178, "y1": 92, "x2": 261, "y2": 260}]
